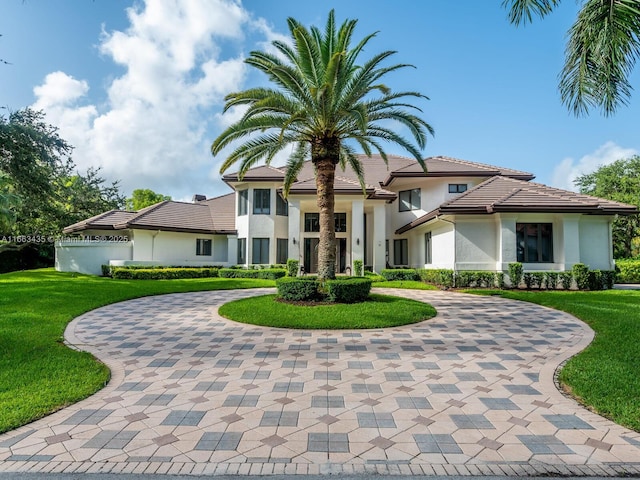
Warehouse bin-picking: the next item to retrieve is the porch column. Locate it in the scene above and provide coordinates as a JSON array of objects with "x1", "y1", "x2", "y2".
[
  {"x1": 562, "y1": 215, "x2": 581, "y2": 270},
  {"x1": 372, "y1": 203, "x2": 386, "y2": 273},
  {"x1": 227, "y1": 234, "x2": 238, "y2": 266},
  {"x1": 351, "y1": 200, "x2": 364, "y2": 272},
  {"x1": 288, "y1": 198, "x2": 301, "y2": 267},
  {"x1": 496, "y1": 214, "x2": 517, "y2": 271}
]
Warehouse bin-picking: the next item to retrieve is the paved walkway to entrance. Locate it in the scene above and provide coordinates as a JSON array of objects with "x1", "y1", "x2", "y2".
[{"x1": 1, "y1": 288, "x2": 639, "y2": 476}]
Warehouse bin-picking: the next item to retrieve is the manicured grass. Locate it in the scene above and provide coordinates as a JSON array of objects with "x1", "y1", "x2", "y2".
[
  {"x1": 0, "y1": 268, "x2": 274, "y2": 434},
  {"x1": 218, "y1": 294, "x2": 437, "y2": 329},
  {"x1": 471, "y1": 289, "x2": 640, "y2": 432}
]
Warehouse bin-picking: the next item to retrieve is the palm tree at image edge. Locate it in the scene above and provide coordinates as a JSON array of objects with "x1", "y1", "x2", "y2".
[{"x1": 212, "y1": 10, "x2": 433, "y2": 280}]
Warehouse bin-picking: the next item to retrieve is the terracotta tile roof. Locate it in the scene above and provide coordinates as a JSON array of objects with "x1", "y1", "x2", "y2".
[
  {"x1": 63, "y1": 210, "x2": 137, "y2": 234},
  {"x1": 222, "y1": 165, "x2": 286, "y2": 182},
  {"x1": 200, "y1": 193, "x2": 236, "y2": 232},
  {"x1": 396, "y1": 176, "x2": 638, "y2": 234}
]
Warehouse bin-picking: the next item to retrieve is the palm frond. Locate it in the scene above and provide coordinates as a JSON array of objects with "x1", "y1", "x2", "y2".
[
  {"x1": 282, "y1": 142, "x2": 309, "y2": 197},
  {"x1": 502, "y1": 0, "x2": 561, "y2": 26}
]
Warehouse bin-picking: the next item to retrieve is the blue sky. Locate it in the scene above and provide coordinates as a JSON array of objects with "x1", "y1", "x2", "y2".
[{"x1": 2, "y1": 0, "x2": 639, "y2": 201}]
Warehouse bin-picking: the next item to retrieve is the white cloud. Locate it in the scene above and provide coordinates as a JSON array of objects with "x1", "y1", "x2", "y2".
[
  {"x1": 31, "y1": 0, "x2": 265, "y2": 199},
  {"x1": 551, "y1": 141, "x2": 639, "y2": 191}
]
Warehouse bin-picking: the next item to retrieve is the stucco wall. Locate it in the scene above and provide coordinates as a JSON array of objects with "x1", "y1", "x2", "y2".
[
  {"x1": 455, "y1": 219, "x2": 498, "y2": 270},
  {"x1": 579, "y1": 217, "x2": 613, "y2": 270},
  {"x1": 55, "y1": 240, "x2": 132, "y2": 275}
]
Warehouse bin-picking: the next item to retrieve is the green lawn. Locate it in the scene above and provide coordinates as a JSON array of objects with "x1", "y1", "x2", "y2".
[
  {"x1": 472, "y1": 289, "x2": 640, "y2": 432},
  {"x1": 218, "y1": 293, "x2": 437, "y2": 329},
  {"x1": 0, "y1": 269, "x2": 274, "y2": 434}
]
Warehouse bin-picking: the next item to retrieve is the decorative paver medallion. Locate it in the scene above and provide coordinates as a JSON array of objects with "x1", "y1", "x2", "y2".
[{"x1": 0, "y1": 287, "x2": 639, "y2": 476}]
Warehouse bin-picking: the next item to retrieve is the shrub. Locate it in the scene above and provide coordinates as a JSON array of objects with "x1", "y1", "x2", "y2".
[
  {"x1": 454, "y1": 271, "x2": 495, "y2": 288},
  {"x1": 559, "y1": 271, "x2": 573, "y2": 290},
  {"x1": 572, "y1": 263, "x2": 590, "y2": 290},
  {"x1": 616, "y1": 259, "x2": 640, "y2": 283},
  {"x1": 588, "y1": 270, "x2": 603, "y2": 291},
  {"x1": 523, "y1": 272, "x2": 534, "y2": 289},
  {"x1": 507, "y1": 262, "x2": 523, "y2": 289},
  {"x1": 286, "y1": 259, "x2": 299, "y2": 277},
  {"x1": 353, "y1": 259, "x2": 364, "y2": 277},
  {"x1": 365, "y1": 271, "x2": 386, "y2": 282},
  {"x1": 545, "y1": 272, "x2": 558, "y2": 290},
  {"x1": 101, "y1": 264, "x2": 111, "y2": 277},
  {"x1": 276, "y1": 277, "x2": 320, "y2": 301},
  {"x1": 417, "y1": 269, "x2": 455, "y2": 288},
  {"x1": 380, "y1": 269, "x2": 418, "y2": 281},
  {"x1": 219, "y1": 268, "x2": 286, "y2": 279},
  {"x1": 326, "y1": 277, "x2": 372, "y2": 303},
  {"x1": 111, "y1": 267, "x2": 219, "y2": 280},
  {"x1": 602, "y1": 270, "x2": 616, "y2": 289},
  {"x1": 494, "y1": 272, "x2": 505, "y2": 289},
  {"x1": 531, "y1": 272, "x2": 545, "y2": 289}
]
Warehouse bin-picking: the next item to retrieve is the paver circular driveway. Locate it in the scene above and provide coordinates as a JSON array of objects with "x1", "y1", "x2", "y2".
[{"x1": 1, "y1": 288, "x2": 639, "y2": 476}]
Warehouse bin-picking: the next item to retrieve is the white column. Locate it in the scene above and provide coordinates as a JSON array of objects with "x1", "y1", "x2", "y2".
[
  {"x1": 562, "y1": 215, "x2": 581, "y2": 269},
  {"x1": 351, "y1": 200, "x2": 364, "y2": 273},
  {"x1": 227, "y1": 234, "x2": 238, "y2": 266},
  {"x1": 288, "y1": 198, "x2": 301, "y2": 267},
  {"x1": 496, "y1": 214, "x2": 517, "y2": 271},
  {"x1": 373, "y1": 203, "x2": 386, "y2": 273}
]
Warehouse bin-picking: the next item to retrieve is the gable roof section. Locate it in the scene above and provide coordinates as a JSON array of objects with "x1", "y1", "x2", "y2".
[
  {"x1": 63, "y1": 194, "x2": 237, "y2": 235},
  {"x1": 396, "y1": 176, "x2": 638, "y2": 234},
  {"x1": 222, "y1": 165, "x2": 286, "y2": 182}
]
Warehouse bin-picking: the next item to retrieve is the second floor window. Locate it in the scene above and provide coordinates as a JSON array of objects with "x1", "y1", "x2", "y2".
[
  {"x1": 335, "y1": 213, "x2": 347, "y2": 232},
  {"x1": 304, "y1": 213, "x2": 320, "y2": 232},
  {"x1": 238, "y1": 189, "x2": 248, "y2": 216},
  {"x1": 448, "y1": 183, "x2": 468, "y2": 193},
  {"x1": 276, "y1": 193, "x2": 288, "y2": 216},
  {"x1": 399, "y1": 188, "x2": 420, "y2": 211},
  {"x1": 253, "y1": 189, "x2": 270, "y2": 214}
]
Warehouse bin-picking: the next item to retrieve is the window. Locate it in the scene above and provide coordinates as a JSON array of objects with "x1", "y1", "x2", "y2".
[
  {"x1": 252, "y1": 238, "x2": 270, "y2": 264},
  {"x1": 196, "y1": 238, "x2": 212, "y2": 256},
  {"x1": 237, "y1": 238, "x2": 246, "y2": 264},
  {"x1": 253, "y1": 189, "x2": 271, "y2": 214},
  {"x1": 304, "y1": 213, "x2": 320, "y2": 232},
  {"x1": 399, "y1": 188, "x2": 420, "y2": 211},
  {"x1": 425, "y1": 232, "x2": 432, "y2": 264},
  {"x1": 335, "y1": 213, "x2": 347, "y2": 232},
  {"x1": 448, "y1": 184, "x2": 468, "y2": 193},
  {"x1": 394, "y1": 239, "x2": 408, "y2": 266},
  {"x1": 276, "y1": 193, "x2": 288, "y2": 216},
  {"x1": 516, "y1": 223, "x2": 553, "y2": 263},
  {"x1": 237, "y1": 189, "x2": 248, "y2": 216},
  {"x1": 276, "y1": 238, "x2": 288, "y2": 264}
]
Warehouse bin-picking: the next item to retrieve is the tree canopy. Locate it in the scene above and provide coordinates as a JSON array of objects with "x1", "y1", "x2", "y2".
[
  {"x1": 125, "y1": 189, "x2": 171, "y2": 211},
  {"x1": 503, "y1": 0, "x2": 640, "y2": 116},
  {"x1": 574, "y1": 155, "x2": 640, "y2": 258},
  {"x1": 212, "y1": 10, "x2": 432, "y2": 280}
]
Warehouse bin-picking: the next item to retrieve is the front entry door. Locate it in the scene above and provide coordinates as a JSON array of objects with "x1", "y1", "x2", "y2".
[{"x1": 304, "y1": 238, "x2": 319, "y2": 274}]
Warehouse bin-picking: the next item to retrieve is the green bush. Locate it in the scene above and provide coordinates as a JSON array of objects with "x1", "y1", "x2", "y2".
[
  {"x1": 111, "y1": 267, "x2": 219, "y2": 280},
  {"x1": 602, "y1": 270, "x2": 616, "y2": 289},
  {"x1": 454, "y1": 271, "x2": 495, "y2": 288},
  {"x1": 219, "y1": 268, "x2": 286, "y2": 279},
  {"x1": 365, "y1": 271, "x2": 386, "y2": 282},
  {"x1": 523, "y1": 272, "x2": 534, "y2": 289},
  {"x1": 559, "y1": 271, "x2": 573, "y2": 290},
  {"x1": 101, "y1": 264, "x2": 111, "y2": 277},
  {"x1": 531, "y1": 272, "x2": 545, "y2": 289},
  {"x1": 286, "y1": 259, "x2": 299, "y2": 277},
  {"x1": 381, "y1": 269, "x2": 418, "y2": 281},
  {"x1": 616, "y1": 259, "x2": 640, "y2": 283},
  {"x1": 573, "y1": 263, "x2": 590, "y2": 290},
  {"x1": 417, "y1": 269, "x2": 455, "y2": 288},
  {"x1": 545, "y1": 272, "x2": 559, "y2": 290},
  {"x1": 326, "y1": 277, "x2": 372, "y2": 303},
  {"x1": 494, "y1": 272, "x2": 505, "y2": 289},
  {"x1": 353, "y1": 259, "x2": 363, "y2": 277},
  {"x1": 508, "y1": 262, "x2": 523, "y2": 289},
  {"x1": 276, "y1": 277, "x2": 320, "y2": 301}
]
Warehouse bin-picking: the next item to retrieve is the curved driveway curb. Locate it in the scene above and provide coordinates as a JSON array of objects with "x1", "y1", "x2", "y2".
[{"x1": 1, "y1": 288, "x2": 639, "y2": 477}]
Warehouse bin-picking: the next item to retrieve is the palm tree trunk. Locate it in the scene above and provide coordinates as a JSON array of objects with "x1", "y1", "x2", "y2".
[{"x1": 315, "y1": 157, "x2": 336, "y2": 281}]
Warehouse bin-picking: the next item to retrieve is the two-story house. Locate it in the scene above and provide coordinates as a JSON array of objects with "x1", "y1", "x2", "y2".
[{"x1": 56, "y1": 155, "x2": 637, "y2": 276}]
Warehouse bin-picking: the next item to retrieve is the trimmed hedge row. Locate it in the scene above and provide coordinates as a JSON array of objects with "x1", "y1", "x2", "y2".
[
  {"x1": 380, "y1": 269, "x2": 419, "y2": 281},
  {"x1": 616, "y1": 259, "x2": 640, "y2": 283},
  {"x1": 111, "y1": 267, "x2": 220, "y2": 280},
  {"x1": 218, "y1": 268, "x2": 286, "y2": 280},
  {"x1": 276, "y1": 277, "x2": 372, "y2": 303}
]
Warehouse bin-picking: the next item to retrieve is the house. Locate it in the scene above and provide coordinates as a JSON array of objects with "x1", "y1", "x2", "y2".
[{"x1": 55, "y1": 155, "x2": 637, "y2": 276}]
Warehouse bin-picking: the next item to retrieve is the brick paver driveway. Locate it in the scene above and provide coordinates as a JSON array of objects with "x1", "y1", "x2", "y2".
[{"x1": 1, "y1": 288, "x2": 639, "y2": 476}]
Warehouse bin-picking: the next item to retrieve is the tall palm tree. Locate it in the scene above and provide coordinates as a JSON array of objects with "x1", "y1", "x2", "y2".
[
  {"x1": 503, "y1": 0, "x2": 640, "y2": 116},
  {"x1": 212, "y1": 10, "x2": 433, "y2": 281}
]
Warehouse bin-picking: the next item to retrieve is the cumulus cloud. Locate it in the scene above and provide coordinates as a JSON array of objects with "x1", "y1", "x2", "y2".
[
  {"x1": 31, "y1": 0, "x2": 284, "y2": 199},
  {"x1": 551, "y1": 141, "x2": 639, "y2": 191}
]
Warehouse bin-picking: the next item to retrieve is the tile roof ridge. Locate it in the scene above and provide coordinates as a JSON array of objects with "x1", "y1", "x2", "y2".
[{"x1": 434, "y1": 155, "x2": 528, "y2": 174}]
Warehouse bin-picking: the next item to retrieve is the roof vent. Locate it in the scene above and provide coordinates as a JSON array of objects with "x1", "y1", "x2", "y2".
[{"x1": 192, "y1": 194, "x2": 206, "y2": 202}]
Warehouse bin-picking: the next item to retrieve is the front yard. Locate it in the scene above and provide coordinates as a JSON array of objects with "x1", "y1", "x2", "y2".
[{"x1": 1, "y1": 269, "x2": 638, "y2": 434}]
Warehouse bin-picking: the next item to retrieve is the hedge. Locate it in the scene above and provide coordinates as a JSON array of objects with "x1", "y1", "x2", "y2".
[
  {"x1": 454, "y1": 270, "x2": 496, "y2": 288},
  {"x1": 380, "y1": 269, "x2": 419, "y2": 281},
  {"x1": 218, "y1": 268, "x2": 286, "y2": 280},
  {"x1": 417, "y1": 269, "x2": 455, "y2": 288},
  {"x1": 276, "y1": 277, "x2": 320, "y2": 301},
  {"x1": 616, "y1": 259, "x2": 640, "y2": 283},
  {"x1": 102, "y1": 264, "x2": 222, "y2": 277},
  {"x1": 326, "y1": 277, "x2": 372, "y2": 303},
  {"x1": 110, "y1": 267, "x2": 220, "y2": 280}
]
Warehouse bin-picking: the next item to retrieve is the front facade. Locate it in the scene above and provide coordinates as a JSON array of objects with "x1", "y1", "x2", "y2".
[{"x1": 56, "y1": 155, "x2": 636, "y2": 276}]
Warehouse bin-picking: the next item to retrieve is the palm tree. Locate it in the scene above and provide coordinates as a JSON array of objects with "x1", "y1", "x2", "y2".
[
  {"x1": 503, "y1": 0, "x2": 640, "y2": 116},
  {"x1": 212, "y1": 10, "x2": 433, "y2": 281}
]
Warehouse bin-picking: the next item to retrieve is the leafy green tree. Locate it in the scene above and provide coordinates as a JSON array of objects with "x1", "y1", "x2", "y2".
[
  {"x1": 503, "y1": 0, "x2": 640, "y2": 116},
  {"x1": 0, "y1": 173, "x2": 20, "y2": 231},
  {"x1": 212, "y1": 10, "x2": 433, "y2": 280},
  {"x1": 574, "y1": 155, "x2": 640, "y2": 258},
  {"x1": 125, "y1": 188, "x2": 171, "y2": 211}
]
